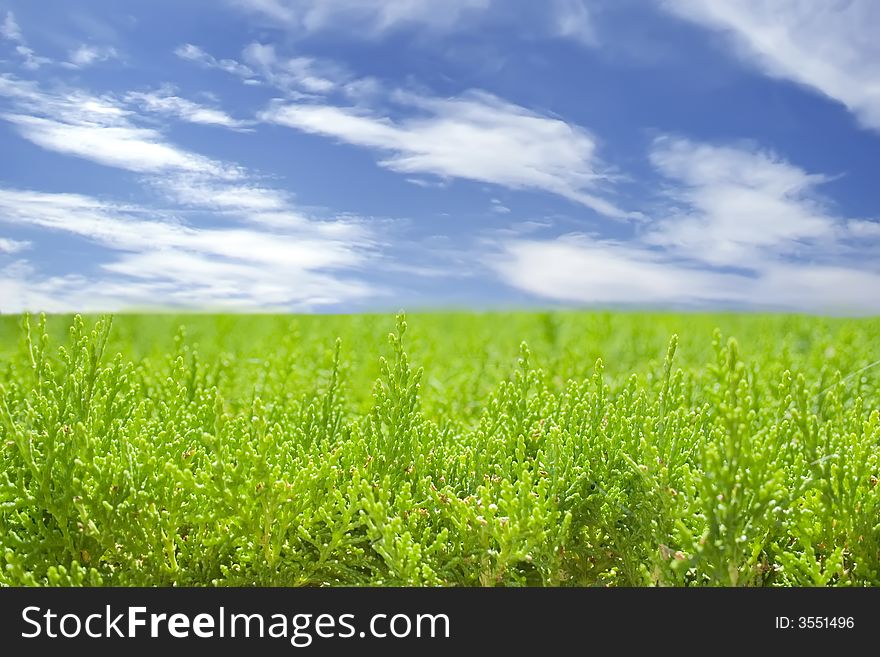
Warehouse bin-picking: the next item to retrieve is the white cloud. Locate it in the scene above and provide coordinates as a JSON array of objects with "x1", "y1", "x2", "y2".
[
  {"x1": 0, "y1": 188, "x2": 374, "y2": 311},
  {"x1": 0, "y1": 76, "x2": 241, "y2": 177},
  {"x1": 848, "y1": 220, "x2": 880, "y2": 238},
  {"x1": 0, "y1": 72, "x2": 379, "y2": 311},
  {"x1": 1, "y1": 12, "x2": 52, "y2": 70},
  {"x1": 492, "y1": 137, "x2": 880, "y2": 312},
  {"x1": 0, "y1": 257, "x2": 372, "y2": 312},
  {"x1": 0, "y1": 75, "x2": 129, "y2": 122},
  {"x1": 155, "y1": 177, "x2": 289, "y2": 212},
  {"x1": 493, "y1": 236, "x2": 880, "y2": 312},
  {"x1": 242, "y1": 43, "x2": 341, "y2": 95},
  {"x1": 0, "y1": 74, "x2": 368, "y2": 236},
  {"x1": 14, "y1": 46, "x2": 51, "y2": 70},
  {"x1": 1, "y1": 11, "x2": 23, "y2": 42},
  {"x1": 261, "y1": 90, "x2": 627, "y2": 217},
  {"x1": 661, "y1": 0, "x2": 880, "y2": 132},
  {"x1": 174, "y1": 43, "x2": 257, "y2": 81},
  {"x1": 553, "y1": 0, "x2": 597, "y2": 46},
  {"x1": 490, "y1": 198, "x2": 511, "y2": 214},
  {"x1": 126, "y1": 89, "x2": 253, "y2": 129},
  {"x1": 176, "y1": 42, "x2": 355, "y2": 97},
  {"x1": 643, "y1": 137, "x2": 842, "y2": 267},
  {"x1": 66, "y1": 45, "x2": 119, "y2": 68},
  {"x1": 0, "y1": 262, "x2": 90, "y2": 314},
  {"x1": 404, "y1": 177, "x2": 448, "y2": 189},
  {"x1": 232, "y1": 0, "x2": 491, "y2": 36},
  {"x1": 495, "y1": 236, "x2": 749, "y2": 305},
  {"x1": 150, "y1": 175, "x2": 368, "y2": 237},
  {"x1": 4, "y1": 113, "x2": 240, "y2": 177},
  {"x1": 0, "y1": 189, "x2": 353, "y2": 270},
  {"x1": 0, "y1": 236, "x2": 30, "y2": 254},
  {"x1": 101, "y1": 249, "x2": 371, "y2": 308}
]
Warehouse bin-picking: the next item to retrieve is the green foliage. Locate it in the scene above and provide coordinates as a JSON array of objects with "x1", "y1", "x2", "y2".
[{"x1": 1, "y1": 311, "x2": 879, "y2": 586}]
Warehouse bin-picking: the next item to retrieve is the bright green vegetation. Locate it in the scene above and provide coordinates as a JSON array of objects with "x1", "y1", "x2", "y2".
[{"x1": 1, "y1": 311, "x2": 879, "y2": 586}]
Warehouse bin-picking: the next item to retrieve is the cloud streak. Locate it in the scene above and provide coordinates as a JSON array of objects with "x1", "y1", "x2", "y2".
[
  {"x1": 643, "y1": 137, "x2": 844, "y2": 267},
  {"x1": 65, "y1": 45, "x2": 119, "y2": 68},
  {"x1": 552, "y1": 0, "x2": 597, "y2": 46},
  {"x1": 493, "y1": 137, "x2": 880, "y2": 312},
  {"x1": 1, "y1": 11, "x2": 23, "y2": 42},
  {"x1": 4, "y1": 113, "x2": 241, "y2": 176},
  {"x1": 242, "y1": 43, "x2": 347, "y2": 96},
  {"x1": 661, "y1": 0, "x2": 880, "y2": 133},
  {"x1": 261, "y1": 89, "x2": 628, "y2": 217},
  {"x1": 0, "y1": 236, "x2": 30, "y2": 254},
  {"x1": 174, "y1": 43, "x2": 259, "y2": 82},
  {"x1": 493, "y1": 235, "x2": 880, "y2": 312},
  {"x1": 0, "y1": 76, "x2": 242, "y2": 177},
  {"x1": 0, "y1": 11, "x2": 52, "y2": 70},
  {"x1": 231, "y1": 0, "x2": 492, "y2": 36},
  {"x1": 0, "y1": 73, "x2": 379, "y2": 311},
  {"x1": 126, "y1": 88, "x2": 253, "y2": 130},
  {"x1": 0, "y1": 188, "x2": 374, "y2": 311}
]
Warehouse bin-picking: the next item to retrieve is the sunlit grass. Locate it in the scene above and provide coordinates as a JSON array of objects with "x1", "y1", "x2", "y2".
[{"x1": 1, "y1": 311, "x2": 878, "y2": 586}]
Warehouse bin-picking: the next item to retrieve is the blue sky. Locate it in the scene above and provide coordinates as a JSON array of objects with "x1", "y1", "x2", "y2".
[{"x1": 0, "y1": 0, "x2": 878, "y2": 313}]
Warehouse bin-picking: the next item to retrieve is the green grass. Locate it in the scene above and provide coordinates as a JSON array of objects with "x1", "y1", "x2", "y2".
[{"x1": 1, "y1": 311, "x2": 879, "y2": 586}]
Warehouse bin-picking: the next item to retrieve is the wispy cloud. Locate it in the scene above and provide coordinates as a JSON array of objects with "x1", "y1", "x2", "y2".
[
  {"x1": 0, "y1": 74, "x2": 366, "y2": 235},
  {"x1": 492, "y1": 137, "x2": 880, "y2": 312},
  {"x1": 552, "y1": 0, "x2": 597, "y2": 46},
  {"x1": 174, "y1": 43, "x2": 258, "y2": 83},
  {"x1": 5, "y1": 113, "x2": 242, "y2": 177},
  {"x1": 261, "y1": 89, "x2": 628, "y2": 217},
  {"x1": 126, "y1": 88, "x2": 253, "y2": 130},
  {"x1": 849, "y1": 220, "x2": 880, "y2": 238},
  {"x1": 153, "y1": 177, "x2": 289, "y2": 213},
  {"x1": 1, "y1": 11, "x2": 52, "y2": 70},
  {"x1": 0, "y1": 72, "x2": 380, "y2": 311},
  {"x1": 65, "y1": 44, "x2": 119, "y2": 68},
  {"x1": 1, "y1": 11, "x2": 23, "y2": 42},
  {"x1": 0, "y1": 188, "x2": 375, "y2": 311},
  {"x1": 231, "y1": 0, "x2": 491, "y2": 36},
  {"x1": 178, "y1": 41, "x2": 374, "y2": 101},
  {"x1": 1, "y1": 261, "x2": 88, "y2": 314},
  {"x1": 148, "y1": 175, "x2": 367, "y2": 239},
  {"x1": 493, "y1": 235, "x2": 880, "y2": 311},
  {"x1": 0, "y1": 75, "x2": 242, "y2": 177},
  {"x1": 661, "y1": 0, "x2": 880, "y2": 132},
  {"x1": 15, "y1": 47, "x2": 52, "y2": 70},
  {"x1": 643, "y1": 137, "x2": 844, "y2": 267},
  {"x1": 242, "y1": 42, "x2": 345, "y2": 96},
  {"x1": 0, "y1": 236, "x2": 30, "y2": 254},
  {"x1": 490, "y1": 198, "x2": 511, "y2": 214},
  {"x1": 0, "y1": 188, "x2": 365, "y2": 268}
]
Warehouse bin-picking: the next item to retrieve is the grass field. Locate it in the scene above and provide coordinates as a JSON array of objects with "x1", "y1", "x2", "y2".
[{"x1": 1, "y1": 311, "x2": 879, "y2": 586}]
